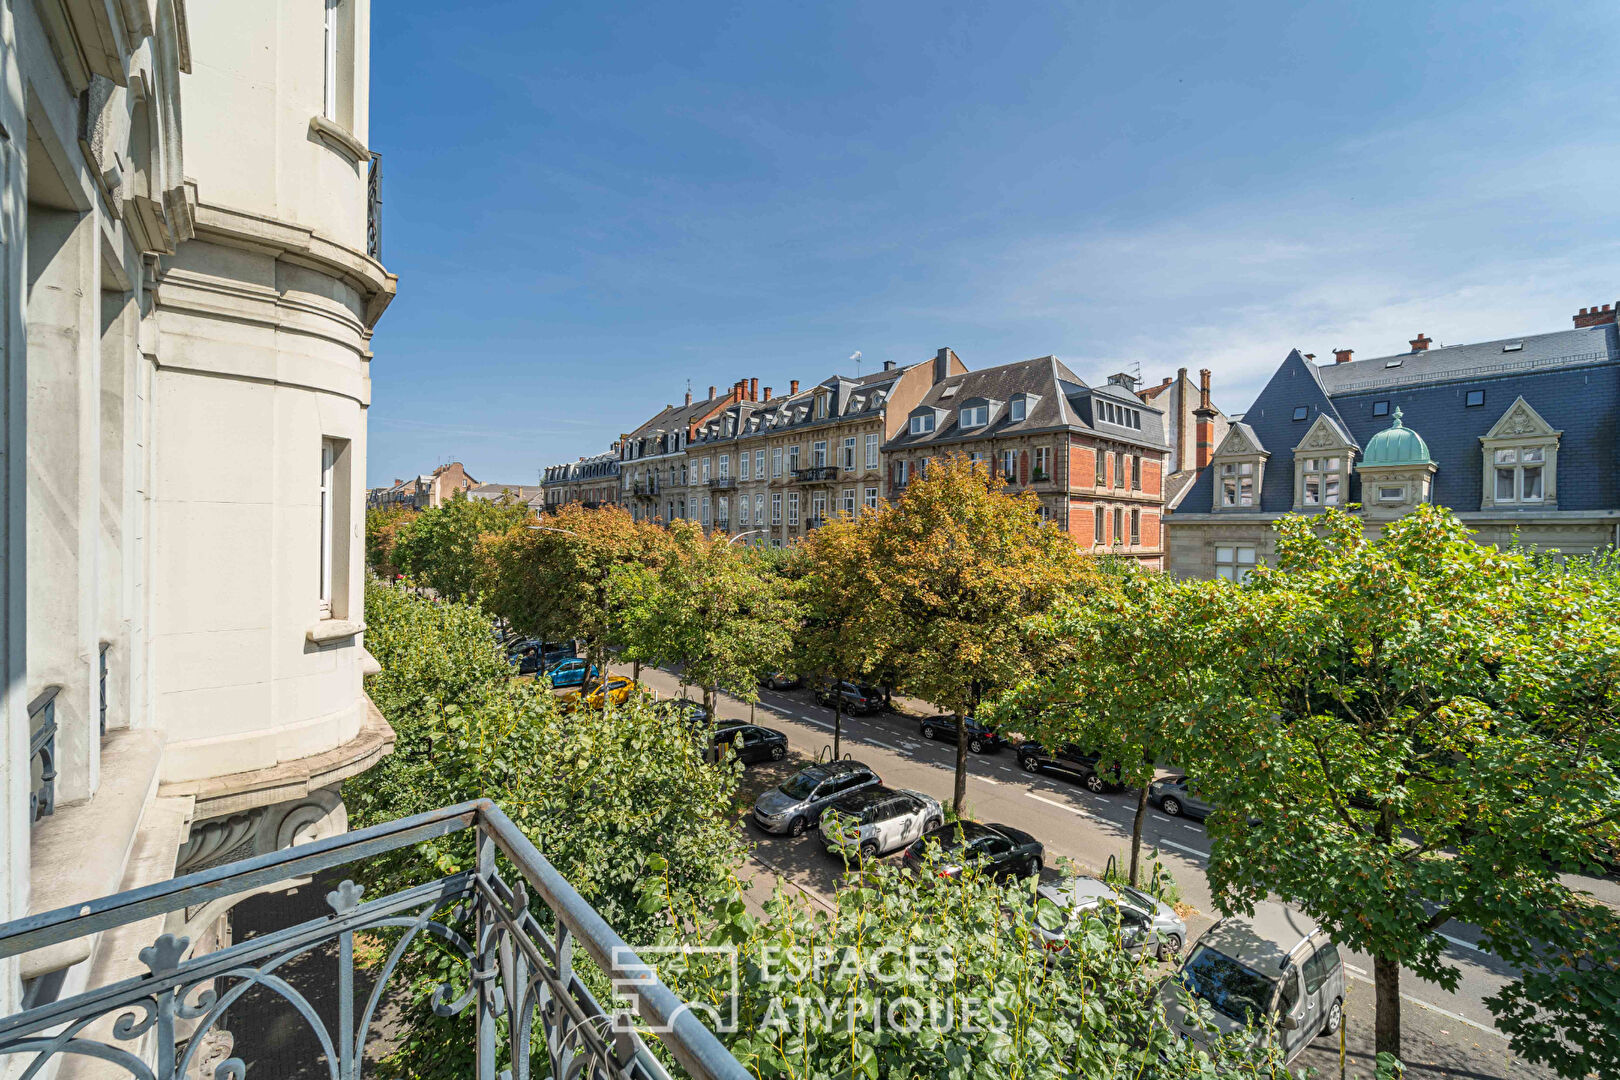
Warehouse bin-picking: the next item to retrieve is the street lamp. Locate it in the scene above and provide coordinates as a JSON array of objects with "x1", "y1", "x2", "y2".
[{"x1": 727, "y1": 529, "x2": 767, "y2": 546}]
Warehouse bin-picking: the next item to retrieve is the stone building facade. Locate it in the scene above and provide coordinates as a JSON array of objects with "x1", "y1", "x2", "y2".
[
  {"x1": 1137, "y1": 367, "x2": 1231, "y2": 508},
  {"x1": 883, "y1": 355, "x2": 1173, "y2": 567},
  {"x1": 618, "y1": 384, "x2": 742, "y2": 523},
  {"x1": 541, "y1": 449, "x2": 622, "y2": 511},
  {"x1": 1165, "y1": 311, "x2": 1620, "y2": 579},
  {"x1": 2, "y1": 0, "x2": 394, "y2": 1042}
]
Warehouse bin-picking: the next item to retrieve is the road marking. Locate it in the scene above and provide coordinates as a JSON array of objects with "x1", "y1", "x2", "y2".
[
  {"x1": 1025, "y1": 792, "x2": 1094, "y2": 818},
  {"x1": 998, "y1": 766, "x2": 1017, "y2": 774},
  {"x1": 1343, "y1": 972, "x2": 1504, "y2": 1039},
  {"x1": 1151, "y1": 813, "x2": 1171, "y2": 823},
  {"x1": 1439, "y1": 932, "x2": 1487, "y2": 954},
  {"x1": 1182, "y1": 824, "x2": 1202, "y2": 832},
  {"x1": 978, "y1": 775, "x2": 1002, "y2": 786},
  {"x1": 1344, "y1": 962, "x2": 1367, "y2": 976},
  {"x1": 798, "y1": 715, "x2": 833, "y2": 729},
  {"x1": 1158, "y1": 839, "x2": 1209, "y2": 859},
  {"x1": 868, "y1": 740, "x2": 902, "y2": 752}
]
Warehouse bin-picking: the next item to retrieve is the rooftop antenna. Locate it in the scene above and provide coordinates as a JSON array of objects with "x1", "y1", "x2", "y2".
[{"x1": 850, "y1": 350, "x2": 862, "y2": 377}]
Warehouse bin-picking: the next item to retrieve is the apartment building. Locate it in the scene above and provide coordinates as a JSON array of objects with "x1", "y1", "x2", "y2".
[
  {"x1": 1165, "y1": 309, "x2": 1620, "y2": 579},
  {"x1": 1, "y1": 0, "x2": 395, "y2": 1053},
  {"x1": 684, "y1": 352, "x2": 966, "y2": 544},
  {"x1": 618, "y1": 385, "x2": 742, "y2": 522},
  {"x1": 540, "y1": 449, "x2": 622, "y2": 511},
  {"x1": 367, "y1": 461, "x2": 476, "y2": 509},
  {"x1": 1137, "y1": 368, "x2": 1231, "y2": 508},
  {"x1": 884, "y1": 355, "x2": 1173, "y2": 567}
]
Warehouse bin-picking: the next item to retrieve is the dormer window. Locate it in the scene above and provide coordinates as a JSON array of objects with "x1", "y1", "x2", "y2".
[
  {"x1": 1300, "y1": 457, "x2": 1343, "y2": 506},
  {"x1": 1291, "y1": 414, "x2": 1357, "y2": 512},
  {"x1": 959, "y1": 405, "x2": 988, "y2": 428},
  {"x1": 815, "y1": 394, "x2": 829, "y2": 420},
  {"x1": 1220, "y1": 463, "x2": 1255, "y2": 507},
  {"x1": 909, "y1": 412, "x2": 936, "y2": 436},
  {"x1": 1010, "y1": 398, "x2": 1027, "y2": 422},
  {"x1": 1208, "y1": 422, "x2": 1270, "y2": 513}
]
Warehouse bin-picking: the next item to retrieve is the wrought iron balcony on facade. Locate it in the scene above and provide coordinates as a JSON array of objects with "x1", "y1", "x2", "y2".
[
  {"x1": 791, "y1": 465, "x2": 838, "y2": 483},
  {"x1": 28, "y1": 687, "x2": 58, "y2": 824},
  {"x1": 633, "y1": 481, "x2": 659, "y2": 497},
  {"x1": 0, "y1": 800, "x2": 749, "y2": 1080},
  {"x1": 706, "y1": 476, "x2": 737, "y2": 491}
]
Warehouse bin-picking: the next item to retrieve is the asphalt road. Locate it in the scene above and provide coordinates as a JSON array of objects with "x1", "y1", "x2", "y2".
[{"x1": 614, "y1": 664, "x2": 1611, "y2": 1080}]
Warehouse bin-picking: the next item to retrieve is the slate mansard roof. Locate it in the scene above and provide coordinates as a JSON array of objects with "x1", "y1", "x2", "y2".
[
  {"x1": 884, "y1": 355, "x2": 1170, "y2": 453},
  {"x1": 1177, "y1": 323, "x2": 1620, "y2": 514}
]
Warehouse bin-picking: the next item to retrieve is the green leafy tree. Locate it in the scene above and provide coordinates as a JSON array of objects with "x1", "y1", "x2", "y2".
[
  {"x1": 391, "y1": 491, "x2": 531, "y2": 602},
  {"x1": 862, "y1": 455, "x2": 1094, "y2": 811},
  {"x1": 1194, "y1": 505, "x2": 1620, "y2": 1074},
  {"x1": 365, "y1": 505, "x2": 417, "y2": 579}
]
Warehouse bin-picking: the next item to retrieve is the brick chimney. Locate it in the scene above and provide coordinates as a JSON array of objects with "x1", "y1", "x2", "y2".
[
  {"x1": 1193, "y1": 368, "x2": 1216, "y2": 470},
  {"x1": 763, "y1": 386, "x2": 773, "y2": 401},
  {"x1": 1333, "y1": 349, "x2": 1353, "y2": 365},
  {"x1": 933, "y1": 347, "x2": 959, "y2": 385},
  {"x1": 750, "y1": 377, "x2": 759, "y2": 401},
  {"x1": 1574, "y1": 303, "x2": 1618, "y2": 328},
  {"x1": 790, "y1": 379, "x2": 800, "y2": 395},
  {"x1": 1409, "y1": 333, "x2": 1431, "y2": 352},
  {"x1": 708, "y1": 385, "x2": 717, "y2": 399}
]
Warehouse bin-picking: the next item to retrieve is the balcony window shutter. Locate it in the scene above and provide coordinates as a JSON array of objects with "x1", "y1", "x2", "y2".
[{"x1": 1019, "y1": 451, "x2": 1029, "y2": 484}]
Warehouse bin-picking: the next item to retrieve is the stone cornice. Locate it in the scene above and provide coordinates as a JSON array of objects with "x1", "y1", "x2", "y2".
[{"x1": 187, "y1": 191, "x2": 397, "y2": 327}]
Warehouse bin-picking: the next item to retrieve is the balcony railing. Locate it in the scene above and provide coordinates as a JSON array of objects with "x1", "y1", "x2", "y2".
[
  {"x1": 367, "y1": 152, "x2": 383, "y2": 260},
  {"x1": 0, "y1": 800, "x2": 749, "y2": 1080},
  {"x1": 28, "y1": 687, "x2": 58, "y2": 824},
  {"x1": 633, "y1": 481, "x2": 659, "y2": 496},
  {"x1": 791, "y1": 466, "x2": 837, "y2": 483},
  {"x1": 706, "y1": 476, "x2": 736, "y2": 490}
]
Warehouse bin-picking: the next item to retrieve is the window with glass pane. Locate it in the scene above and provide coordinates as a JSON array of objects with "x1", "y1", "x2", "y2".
[
  {"x1": 841, "y1": 489, "x2": 856, "y2": 515},
  {"x1": 1215, "y1": 545, "x2": 1258, "y2": 582},
  {"x1": 755, "y1": 495, "x2": 765, "y2": 525},
  {"x1": 772, "y1": 493, "x2": 782, "y2": 523},
  {"x1": 739, "y1": 453, "x2": 750, "y2": 480},
  {"x1": 1130, "y1": 508, "x2": 1140, "y2": 545},
  {"x1": 1011, "y1": 398, "x2": 1026, "y2": 422},
  {"x1": 1095, "y1": 451, "x2": 1106, "y2": 485},
  {"x1": 789, "y1": 446, "x2": 800, "y2": 472},
  {"x1": 1113, "y1": 506, "x2": 1124, "y2": 542},
  {"x1": 772, "y1": 448, "x2": 783, "y2": 477},
  {"x1": 788, "y1": 492, "x2": 799, "y2": 525},
  {"x1": 1115, "y1": 452, "x2": 1125, "y2": 487},
  {"x1": 813, "y1": 441, "x2": 827, "y2": 467},
  {"x1": 865, "y1": 434, "x2": 879, "y2": 468},
  {"x1": 1131, "y1": 455, "x2": 1141, "y2": 489},
  {"x1": 1301, "y1": 457, "x2": 1342, "y2": 507},
  {"x1": 864, "y1": 486, "x2": 878, "y2": 510},
  {"x1": 1001, "y1": 450, "x2": 1016, "y2": 478},
  {"x1": 1493, "y1": 446, "x2": 1545, "y2": 502},
  {"x1": 719, "y1": 454, "x2": 730, "y2": 479},
  {"x1": 1094, "y1": 505, "x2": 1105, "y2": 542},
  {"x1": 842, "y1": 438, "x2": 856, "y2": 470},
  {"x1": 1035, "y1": 446, "x2": 1050, "y2": 477}
]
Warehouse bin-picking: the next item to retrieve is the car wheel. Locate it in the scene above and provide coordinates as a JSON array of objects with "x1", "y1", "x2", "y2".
[
  {"x1": 924, "y1": 817, "x2": 942, "y2": 832},
  {"x1": 1156, "y1": 933, "x2": 1183, "y2": 961},
  {"x1": 921, "y1": 725, "x2": 936, "y2": 740},
  {"x1": 969, "y1": 737, "x2": 985, "y2": 753},
  {"x1": 788, "y1": 816, "x2": 806, "y2": 838},
  {"x1": 1320, "y1": 998, "x2": 1342, "y2": 1036},
  {"x1": 1084, "y1": 772, "x2": 1107, "y2": 794},
  {"x1": 1020, "y1": 755, "x2": 1040, "y2": 774},
  {"x1": 1161, "y1": 796, "x2": 1183, "y2": 817},
  {"x1": 770, "y1": 744, "x2": 786, "y2": 761},
  {"x1": 860, "y1": 841, "x2": 879, "y2": 861},
  {"x1": 1028, "y1": 857, "x2": 1043, "y2": 878}
]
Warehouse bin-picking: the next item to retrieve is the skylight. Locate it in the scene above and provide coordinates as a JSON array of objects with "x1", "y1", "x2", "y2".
[
  {"x1": 1384, "y1": 360, "x2": 1403, "y2": 368},
  {"x1": 1503, "y1": 342, "x2": 1524, "y2": 352},
  {"x1": 940, "y1": 384, "x2": 959, "y2": 399}
]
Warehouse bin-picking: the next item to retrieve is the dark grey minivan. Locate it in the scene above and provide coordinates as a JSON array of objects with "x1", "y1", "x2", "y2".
[{"x1": 1159, "y1": 902, "x2": 1345, "y2": 1065}]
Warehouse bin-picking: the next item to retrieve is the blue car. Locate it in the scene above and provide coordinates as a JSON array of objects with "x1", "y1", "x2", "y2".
[{"x1": 544, "y1": 658, "x2": 599, "y2": 689}]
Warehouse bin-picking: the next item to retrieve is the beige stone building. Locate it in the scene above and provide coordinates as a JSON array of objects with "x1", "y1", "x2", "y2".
[{"x1": 618, "y1": 384, "x2": 743, "y2": 522}]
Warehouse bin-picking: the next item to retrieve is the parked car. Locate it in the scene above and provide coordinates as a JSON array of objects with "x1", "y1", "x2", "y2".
[
  {"x1": 918, "y1": 715, "x2": 1004, "y2": 754},
  {"x1": 813, "y1": 680, "x2": 885, "y2": 715},
  {"x1": 820, "y1": 786, "x2": 945, "y2": 860},
  {"x1": 542, "y1": 657, "x2": 599, "y2": 689},
  {"x1": 1150, "y1": 775, "x2": 1214, "y2": 820},
  {"x1": 1034, "y1": 875, "x2": 1186, "y2": 960},
  {"x1": 762, "y1": 672, "x2": 803, "y2": 691},
  {"x1": 1016, "y1": 742, "x2": 1120, "y2": 794},
  {"x1": 901, "y1": 821, "x2": 1043, "y2": 880},
  {"x1": 507, "y1": 638, "x2": 577, "y2": 675},
  {"x1": 1159, "y1": 902, "x2": 1344, "y2": 1065},
  {"x1": 557, "y1": 676, "x2": 643, "y2": 712},
  {"x1": 752, "y1": 760, "x2": 882, "y2": 836},
  {"x1": 709, "y1": 724, "x2": 789, "y2": 765}
]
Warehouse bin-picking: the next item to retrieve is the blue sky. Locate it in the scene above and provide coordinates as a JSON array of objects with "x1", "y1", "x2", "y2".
[{"x1": 366, "y1": 1, "x2": 1620, "y2": 487}]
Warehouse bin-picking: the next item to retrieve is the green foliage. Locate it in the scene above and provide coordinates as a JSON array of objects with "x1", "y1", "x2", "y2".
[
  {"x1": 638, "y1": 854, "x2": 1290, "y2": 1079},
  {"x1": 391, "y1": 491, "x2": 531, "y2": 602},
  {"x1": 365, "y1": 505, "x2": 417, "y2": 579}
]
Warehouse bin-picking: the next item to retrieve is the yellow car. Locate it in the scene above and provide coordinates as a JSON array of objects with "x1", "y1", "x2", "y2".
[{"x1": 557, "y1": 676, "x2": 644, "y2": 712}]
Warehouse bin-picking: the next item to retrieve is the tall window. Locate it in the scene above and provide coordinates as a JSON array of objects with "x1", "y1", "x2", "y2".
[
  {"x1": 864, "y1": 486, "x2": 879, "y2": 511},
  {"x1": 1300, "y1": 457, "x2": 1342, "y2": 507},
  {"x1": 1095, "y1": 450, "x2": 1106, "y2": 486},
  {"x1": 772, "y1": 493, "x2": 782, "y2": 524},
  {"x1": 1220, "y1": 462, "x2": 1255, "y2": 507},
  {"x1": 894, "y1": 460, "x2": 909, "y2": 486},
  {"x1": 719, "y1": 454, "x2": 730, "y2": 480},
  {"x1": 813, "y1": 440, "x2": 828, "y2": 467},
  {"x1": 322, "y1": 0, "x2": 353, "y2": 125},
  {"x1": 1034, "y1": 445, "x2": 1051, "y2": 479},
  {"x1": 319, "y1": 439, "x2": 336, "y2": 615},
  {"x1": 702, "y1": 495, "x2": 712, "y2": 526},
  {"x1": 1113, "y1": 506, "x2": 1124, "y2": 543},
  {"x1": 755, "y1": 494, "x2": 765, "y2": 525},
  {"x1": 788, "y1": 492, "x2": 800, "y2": 526},
  {"x1": 865, "y1": 433, "x2": 879, "y2": 469},
  {"x1": 842, "y1": 437, "x2": 856, "y2": 470},
  {"x1": 1494, "y1": 447, "x2": 1545, "y2": 503},
  {"x1": 1215, "y1": 545, "x2": 1257, "y2": 582},
  {"x1": 841, "y1": 488, "x2": 856, "y2": 516},
  {"x1": 789, "y1": 446, "x2": 801, "y2": 473},
  {"x1": 811, "y1": 493, "x2": 827, "y2": 523},
  {"x1": 739, "y1": 452, "x2": 750, "y2": 481},
  {"x1": 1094, "y1": 505, "x2": 1105, "y2": 544},
  {"x1": 717, "y1": 496, "x2": 729, "y2": 527},
  {"x1": 772, "y1": 447, "x2": 783, "y2": 478},
  {"x1": 1130, "y1": 508, "x2": 1140, "y2": 545},
  {"x1": 1131, "y1": 455, "x2": 1142, "y2": 490},
  {"x1": 1000, "y1": 449, "x2": 1017, "y2": 479},
  {"x1": 755, "y1": 449, "x2": 765, "y2": 478},
  {"x1": 701, "y1": 457, "x2": 712, "y2": 482},
  {"x1": 1114, "y1": 452, "x2": 1126, "y2": 488}
]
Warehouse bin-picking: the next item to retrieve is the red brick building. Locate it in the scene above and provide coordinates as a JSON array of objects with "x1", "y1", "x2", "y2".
[{"x1": 882, "y1": 353, "x2": 1172, "y2": 567}]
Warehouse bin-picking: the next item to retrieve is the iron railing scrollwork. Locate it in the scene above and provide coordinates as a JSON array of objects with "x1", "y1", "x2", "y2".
[
  {"x1": 28, "y1": 687, "x2": 59, "y2": 824},
  {"x1": 366, "y1": 152, "x2": 383, "y2": 261},
  {"x1": 0, "y1": 801, "x2": 751, "y2": 1080}
]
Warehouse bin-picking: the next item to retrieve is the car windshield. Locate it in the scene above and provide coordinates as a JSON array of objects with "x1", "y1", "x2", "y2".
[
  {"x1": 1179, "y1": 945, "x2": 1277, "y2": 1024},
  {"x1": 1116, "y1": 885, "x2": 1157, "y2": 916},
  {"x1": 779, "y1": 771, "x2": 824, "y2": 799}
]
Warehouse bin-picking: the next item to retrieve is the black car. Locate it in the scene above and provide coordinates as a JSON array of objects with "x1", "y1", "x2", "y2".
[
  {"x1": 918, "y1": 715, "x2": 1004, "y2": 754},
  {"x1": 661, "y1": 699, "x2": 710, "y2": 727},
  {"x1": 814, "y1": 681, "x2": 885, "y2": 714},
  {"x1": 901, "y1": 821, "x2": 1044, "y2": 880},
  {"x1": 1016, "y1": 741, "x2": 1121, "y2": 794},
  {"x1": 708, "y1": 724, "x2": 788, "y2": 765}
]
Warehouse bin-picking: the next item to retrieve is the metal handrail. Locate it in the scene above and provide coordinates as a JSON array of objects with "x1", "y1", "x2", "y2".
[
  {"x1": 27, "y1": 688, "x2": 58, "y2": 824},
  {"x1": 791, "y1": 465, "x2": 838, "y2": 482},
  {"x1": 0, "y1": 799, "x2": 751, "y2": 1080}
]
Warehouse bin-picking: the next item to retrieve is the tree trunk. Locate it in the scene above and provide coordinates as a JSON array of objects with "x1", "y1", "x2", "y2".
[
  {"x1": 632, "y1": 658, "x2": 641, "y2": 682},
  {"x1": 1129, "y1": 784, "x2": 1149, "y2": 886},
  {"x1": 1374, "y1": 953, "x2": 1401, "y2": 1059},
  {"x1": 953, "y1": 712, "x2": 969, "y2": 815}
]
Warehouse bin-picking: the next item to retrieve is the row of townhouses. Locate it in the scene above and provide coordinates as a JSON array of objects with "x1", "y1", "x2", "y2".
[
  {"x1": 544, "y1": 351, "x2": 1233, "y2": 568},
  {"x1": 366, "y1": 461, "x2": 542, "y2": 510}
]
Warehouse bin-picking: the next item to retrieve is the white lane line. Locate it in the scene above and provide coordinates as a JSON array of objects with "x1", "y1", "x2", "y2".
[
  {"x1": 1343, "y1": 972, "x2": 1504, "y2": 1039},
  {"x1": 1182, "y1": 824, "x2": 1202, "y2": 832},
  {"x1": 1439, "y1": 932, "x2": 1487, "y2": 954},
  {"x1": 1025, "y1": 792, "x2": 1094, "y2": 818},
  {"x1": 978, "y1": 775, "x2": 1002, "y2": 786},
  {"x1": 798, "y1": 715, "x2": 833, "y2": 729},
  {"x1": 998, "y1": 766, "x2": 1017, "y2": 774},
  {"x1": 868, "y1": 740, "x2": 902, "y2": 752},
  {"x1": 1158, "y1": 839, "x2": 1209, "y2": 859},
  {"x1": 1344, "y1": 962, "x2": 1367, "y2": 976},
  {"x1": 1152, "y1": 813, "x2": 1172, "y2": 823}
]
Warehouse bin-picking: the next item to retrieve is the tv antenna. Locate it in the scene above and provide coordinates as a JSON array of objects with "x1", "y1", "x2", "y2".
[{"x1": 850, "y1": 350, "x2": 862, "y2": 377}]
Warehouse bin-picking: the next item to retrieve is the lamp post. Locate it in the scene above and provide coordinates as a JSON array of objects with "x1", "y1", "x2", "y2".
[{"x1": 727, "y1": 529, "x2": 767, "y2": 546}]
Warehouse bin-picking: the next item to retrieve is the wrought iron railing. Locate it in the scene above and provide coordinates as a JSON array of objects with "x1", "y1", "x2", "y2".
[
  {"x1": 0, "y1": 800, "x2": 750, "y2": 1080},
  {"x1": 28, "y1": 687, "x2": 58, "y2": 824},
  {"x1": 791, "y1": 466, "x2": 838, "y2": 483},
  {"x1": 366, "y1": 152, "x2": 383, "y2": 260},
  {"x1": 99, "y1": 644, "x2": 109, "y2": 738},
  {"x1": 706, "y1": 477, "x2": 736, "y2": 491}
]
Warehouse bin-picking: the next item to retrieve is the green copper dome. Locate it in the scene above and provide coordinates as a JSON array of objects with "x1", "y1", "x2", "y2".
[{"x1": 1361, "y1": 408, "x2": 1432, "y2": 467}]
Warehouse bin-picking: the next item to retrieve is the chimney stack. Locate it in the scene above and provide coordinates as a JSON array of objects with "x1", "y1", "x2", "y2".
[
  {"x1": 1409, "y1": 333, "x2": 1431, "y2": 353},
  {"x1": 1574, "y1": 303, "x2": 1618, "y2": 328},
  {"x1": 933, "y1": 347, "x2": 958, "y2": 385},
  {"x1": 708, "y1": 385, "x2": 717, "y2": 399},
  {"x1": 883, "y1": 359, "x2": 896, "y2": 371},
  {"x1": 750, "y1": 377, "x2": 759, "y2": 401},
  {"x1": 1193, "y1": 369, "x2": 1216, "y2": 470},
  {"x1": 685, "y1": 390, "x2": 692, "y2": 406},
  {"x1": 1333, "y1": 349, "x2": 1353, "y2": 365},
  {"x1": 763, "y1": 386, "x2": 773, "y2": 401},
  {"x1": 790, "y1": 379, "x2": 800, "y2": 395}
]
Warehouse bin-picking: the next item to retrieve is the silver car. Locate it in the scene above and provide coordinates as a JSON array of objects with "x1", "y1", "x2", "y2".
[
  {"x1": 1150, "y1": 774, "x2": 1214, "y2": 820},
  {"x1": 820, "y1": 786, "x2": 944, "y2": 860},
  {"x1": 752, "y1": 760, "x2": 881, "y2": 837},
  {"x1": 1035, "y1": 876, "x2": 1187, "y2": 959},
  {"x1": 1158, "y1": 901, "x2": 1346, "y2": 1066}
]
